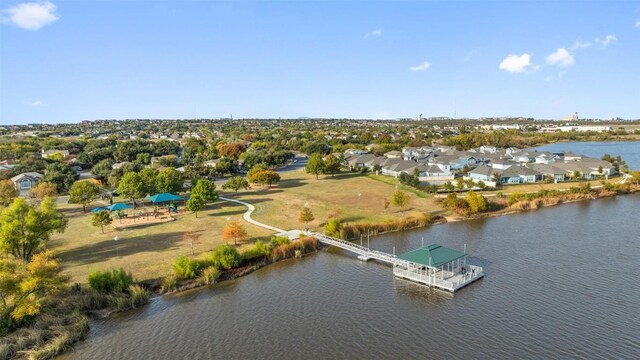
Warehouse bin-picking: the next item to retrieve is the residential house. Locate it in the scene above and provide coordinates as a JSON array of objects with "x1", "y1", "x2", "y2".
[
  {"x1": 384, "y1": 151, "x2": 403, "y2": 159},
  {"x1": 10, "y1": 172, "x2": 43, "y2": 194},
  {"x1": 499, "y1": 166, "x2": 543, "y2": 184},
  {"x1": 525, "y1": 163, "x2": 566, "y2": 182},
  {"x1": 490, "y1": 159, "x2": 517, "y2": 170},
  {"x1": 468, "y1": 165, "x2": 496, "y2": 182}
]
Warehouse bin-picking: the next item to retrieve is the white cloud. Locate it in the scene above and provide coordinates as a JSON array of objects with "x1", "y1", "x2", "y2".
[
  {"x1": 595, "y1": 34, "x2": 617, "y2": 47},
  {"x1": 364, "y1": 28, "x2": 382, "y2": 39},
  {"x1": 545, "y1": 48, "x2": 575, "y2": 67},
  {"x1": 3, "y1": 1, "x2": 59, "y2": 30},
  {"x1": 27, "y1": 100, "x2": 43, "y2": 106},
  {"x1": 569, "y1": 41, "x2": 591, "y2": 50},
  {"x1": 498, "y1": 53, "x2": 532, "y2": 73},
  {"x1": 409, "y1": 61, "x2": 431, "y2": 71}
]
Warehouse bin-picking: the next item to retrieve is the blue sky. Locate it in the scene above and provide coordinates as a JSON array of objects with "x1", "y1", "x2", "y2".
[{"x1": 1, "y1": 1, "x2": 640, "y2": 124}]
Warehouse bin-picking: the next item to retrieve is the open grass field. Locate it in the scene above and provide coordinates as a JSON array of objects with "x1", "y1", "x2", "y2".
[
  {"x1": 222, "y1": 170, "x2": 445, "y2": 232},
  {"x1": 50, "y1": 200, "x2": 274, "y2": 283}
]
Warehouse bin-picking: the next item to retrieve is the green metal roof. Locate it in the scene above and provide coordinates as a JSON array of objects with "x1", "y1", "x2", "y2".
[{"x1": 397, "y1": 244, "x2": 466, "y2": 268}]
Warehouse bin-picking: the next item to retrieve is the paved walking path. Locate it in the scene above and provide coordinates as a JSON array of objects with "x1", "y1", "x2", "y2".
[{"x1": 219, "y1": 196, "x2": 286, "y2": 233}]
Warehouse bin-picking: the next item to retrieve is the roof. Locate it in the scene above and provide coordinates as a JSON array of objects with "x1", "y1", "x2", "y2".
[
  {"x1": 146, "y1": 193, "x2": 184, "y2": 203},
  {"x1": 10, "y1": 172, "x2": 43, "y2": 182},
  {"x1": 397, "y1": 244, "x2": 466, "y2": 268}
]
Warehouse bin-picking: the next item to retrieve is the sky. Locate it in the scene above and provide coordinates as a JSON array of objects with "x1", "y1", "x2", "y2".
[{"x1": 1, "y1": 1, "x2": 640, "y2": 124}]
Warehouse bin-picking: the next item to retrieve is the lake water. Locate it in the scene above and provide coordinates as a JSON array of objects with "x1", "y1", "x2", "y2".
[
  {"x1": 534, "y1": 141, "x2": 640, "y2": 169},
  {"x1": 59, "y1": 142, "x2": 640, "y2": 359}
]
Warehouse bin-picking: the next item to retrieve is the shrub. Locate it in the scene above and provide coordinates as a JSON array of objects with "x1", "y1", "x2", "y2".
[
  {"x1": 87, "y1": 268, "x2": 134, "y2": 294},
  {"x1": 242, "y1": 240, "x2": 270, "y2": 260},
  {"x1": 269, "y1": 236, "x2": 290, "y2": 248},
  {"x1": 173, "y1": 256, "x2": 202, "y2": 279},
  {"x1": 324, "y1": 218, "x2": 342, "y2": 237},
  {"x1": 200, "y1": 267, "x2": 220, "y2": 285},
  {"x1": 160, "y1": 275, "x2": 177, "y2": 293},
  {"x1": 209, "y1": 245, "x2": 241, "y2": 270},
  {"x1": 270, "y1": 237, "x2": 319, "y2": 262},
  {"x1": 127, "y1": 285, "x2": 150, "y2": 308}
]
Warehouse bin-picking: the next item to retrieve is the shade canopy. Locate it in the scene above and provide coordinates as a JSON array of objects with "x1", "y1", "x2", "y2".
[
  {"x1": 397, "y1": 244, "x2": 466, "y2": 268},
  {"x1": 91, "y1": 207, "x2": 106, "y2": 213},
  {"x1": 106, "y1": 203, "x2": 133, "y2": 211},
  {"x1": 146, "y1": 193, "x2": 184, "y2": 203}
]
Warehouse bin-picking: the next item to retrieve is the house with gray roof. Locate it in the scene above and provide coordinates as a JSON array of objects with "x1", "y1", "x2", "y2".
[
  {"x1": 499, "y1": 166, "x2": 542, "y2": 184},
  {"x1": 11, "y1": 172, "x2": 43, "y2": 195}
]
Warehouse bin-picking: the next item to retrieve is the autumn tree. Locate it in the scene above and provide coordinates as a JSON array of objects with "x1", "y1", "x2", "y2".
[
  {"x1": 216, "y1": 142, "x2": 246, "y2": 159},
  {"x1": 306, "y1": 153, "x2": 325, "y2": 180},
  {"x1": 68, "y1": 181, "x2": 100, "y2": 212},
  {"x1": 29, "y1": 182, "x2": 59, "y2": 201},
  {"x1": 0, "y1": 197, "x2": 68, "y2": 263},
  {"x1": 0, "y1": 250, "x2": 69, "y2": 330},
  {"x1": 222, "y1": 221, "x2": 248, "y2": 246},
  {"x1": 0, "y1": 180, "x2": 18, "y2": 207},
  {"x1": 92, "y1": 210, "x2": 112, "y2": 233},
  {"x1": 392, "y1": 190, "x2": 410, "y2": 216},
  {"x1": 298, "y1": 207, "x2": 315, "y2": 231},
  {"x1": 222, "y1": 176, "x2": 249, "y2": 193}
]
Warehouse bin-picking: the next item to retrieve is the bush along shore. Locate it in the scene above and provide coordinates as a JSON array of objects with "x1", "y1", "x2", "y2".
[
  {"x1": 322, "y1": 213, "x2": 445, "y2": 240},
  {"x1": 0, "y1": 237, "x2": 320, "y2": 359},
  {"x1": 143, "y1": 236, "x2": 320, "y2": 295},
  {"x1": 439, "y1": 181, "x2": 640, "y2": 220},
  {"x1": 0, "y1": 267, "x2": 151, "y2": 360}
]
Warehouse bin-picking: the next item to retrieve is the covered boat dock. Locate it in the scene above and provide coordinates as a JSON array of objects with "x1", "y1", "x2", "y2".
[{"x1": 393, "y1": 244, "x2": 484, "y2": 291}]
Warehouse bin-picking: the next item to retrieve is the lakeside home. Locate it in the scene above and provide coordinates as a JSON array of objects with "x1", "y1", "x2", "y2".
[{"x1": 345, "y1": 145, "x2": 618, "y2": 186}]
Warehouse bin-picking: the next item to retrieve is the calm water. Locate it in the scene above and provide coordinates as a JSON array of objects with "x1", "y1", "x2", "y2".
[
  {"x1": 59, "y1": 142, "x2": 640, "y2": 359},
  {"x1": 534, "y1": 141, "x2": 640, "y2": 169}
]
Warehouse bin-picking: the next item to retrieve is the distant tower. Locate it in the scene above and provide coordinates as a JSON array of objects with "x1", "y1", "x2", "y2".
[
  {"x1": 573, "y1": 112, "x2": 579, "y2": 121},
  {"x1": 417, "y1": 113, "x2": 422, "y2": 121}
]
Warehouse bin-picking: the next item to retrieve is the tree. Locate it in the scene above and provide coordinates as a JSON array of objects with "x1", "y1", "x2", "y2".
[
  {"x1": 443, "y1": 181, "x2": 455, "y2": 192},
  {"x1": 215, "y1": 157, "x2": 237, "y2": 176},
  {"x1": 392, "y1": 190, "x2": 410, "y2": 216},
  {"x1": 191, "y1": 178, "x2": 218, "y2": 205},
  {"x1": 183, "y1": 231, "x2": 202, "y2": 256},
  {"x1": 91, "y1": 159, "x2": 114, "y2": 184},
  {"x1": 0, "y1": 250, "x2": 69, "y2": 330},
  {"x1": 139, "y1": 168, "x2": 158, "y2": 195},
  {"x1": 372, "y1": 164, "x2": 382, "y2": 174},
  {"x1": 455, "y1": 178, "x2": 466, "y2": 192},
  {"x1": 0, "y1": 180, "x2": 18, "y2": 207},
  {"x1": 254, "y1": 170, "x2": 280, "y2": 188},
  {"x1": 222, "y1": 221, "x2": 248, "y2": 246},
  {"x1": 465, "y1": 190, "x2": 488, "y2": 214},
  {"x1": 117, "y1": 172, "x2": 146, "y2": 208},
  {"x1": 298, "y1": 207, "x2": 315, "y2": 231},
  {"x1": 92, "y1": 210, "x2": 112, "y2": 233},
  {"x1": 222, "y1": 176, "x2": 249, "y2": 193},
  {"x1": 68, "y1": 181, "x2": 100, "y2": 212},
  {"x1": 28, "y1": 181, "x2": 59, "y2": 202},
  {"x1": 155, "y1": 167, "x2": 184, "y2": 194},
  {"x1": 0, "y1": 197, "x2": 68, "y2": 263},
  {"x1": 186, "y1": 196, "x2": 205, "y2": 217},
  {"x1": 323, "y1": 154, "x2": 341, "y2": 177},
  {"x1": 42, "y1": 163, "x2": 76, "y2": 192},
  {"x1": 216, "y1": 142, "x2": 245, "y2": 159},
  {"x1": 305, "y1": 153, "x2": 325, "y2": 179}
]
